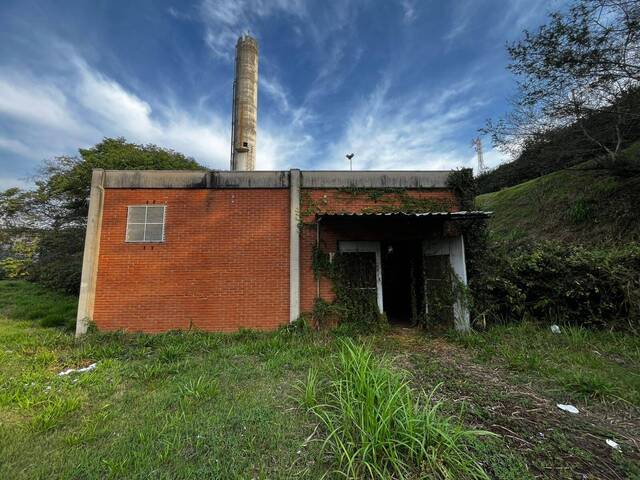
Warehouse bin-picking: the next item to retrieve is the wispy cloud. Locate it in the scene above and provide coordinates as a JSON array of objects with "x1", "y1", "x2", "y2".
[
  {"x1": 325, "y1": 75, "x2": 494, "y2": 171},
  {"x1": 401, "y1": 0, "x2": 418, "y2": 24},
  {"x1": 198, "y1": 0, "x2": 307, "y2": 59},
  {"x1": 0, "y1": 45, "x2": 233, "y2": 175}
]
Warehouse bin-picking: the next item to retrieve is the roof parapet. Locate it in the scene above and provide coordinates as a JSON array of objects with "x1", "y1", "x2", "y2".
[{"x1": 101, "y1": 169, "x2": 453, "y2": 189}]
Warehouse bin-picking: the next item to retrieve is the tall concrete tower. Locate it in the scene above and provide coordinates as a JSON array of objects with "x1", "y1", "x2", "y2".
[{"x1": 230, "y1": 35, "x2": 258, "y2": 171}]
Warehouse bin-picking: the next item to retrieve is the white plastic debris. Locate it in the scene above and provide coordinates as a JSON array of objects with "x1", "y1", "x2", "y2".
[
  {"x1": 606, "y1": 439, "x2": 621, "y2": 451},
  {"x1": 58, "y1": 362, "x2": 97, "y2": 376},
  {"x1": 557, "y1": 403, "x2": 579, "y2": 414},
  {"x1": 550, "y1": 325, "x2": 561, "y2": 334}
]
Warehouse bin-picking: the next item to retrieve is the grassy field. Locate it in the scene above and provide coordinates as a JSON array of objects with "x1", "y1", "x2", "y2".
[
  {"x1": 477, "y1": 166, "x2": 640, "y2": 246},
  {"x1": 0, "y1": 280, "x2": 639, "y2": 478},
  {"x1": 448, "y1": 323, "x2": 640, "y2": 407}
]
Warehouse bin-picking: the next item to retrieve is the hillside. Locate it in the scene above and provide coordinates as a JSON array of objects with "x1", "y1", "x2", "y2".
[{"x1": 477, "y1": 166, "x2": 640, "y2": 246}]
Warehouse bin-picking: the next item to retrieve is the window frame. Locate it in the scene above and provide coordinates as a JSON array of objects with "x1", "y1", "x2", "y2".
[{"x1": 125, "y1": 205, "x2": 166, "y2": 243}]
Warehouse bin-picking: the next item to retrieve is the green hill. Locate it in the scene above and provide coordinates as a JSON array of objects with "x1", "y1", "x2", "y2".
[{"x1": 477, "y1": 166, "x2": 640, "y2": 246}]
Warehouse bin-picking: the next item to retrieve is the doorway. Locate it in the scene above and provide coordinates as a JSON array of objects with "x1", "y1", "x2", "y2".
[
  {"x1": 381, "y1": 240, "x2": 424, "y2": 326},
  {"x1": 337, "y1": 241, "x2": 383, "y2": 313}
]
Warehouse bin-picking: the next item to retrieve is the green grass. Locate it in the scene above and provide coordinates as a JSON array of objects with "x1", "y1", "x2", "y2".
[
  {"x1": 1, "y1": 280, "x2": 638, "y2": 479},
  {"x1": 448, "y1": 322, "x2": 640, "y2": 406},
  {"x1": 477, "y1": 165, "x2": 640, "y2": 245},
  {"x1": 303, "y1": 340, "x2": 492, "y2": 479},
  {"x1": 0, "y1": 280, "x2": 77, "y2": 329}
]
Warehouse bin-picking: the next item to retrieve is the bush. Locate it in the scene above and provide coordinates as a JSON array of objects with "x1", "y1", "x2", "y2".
[
  {"x1": 303, "y1": 340, "x2": 491, "y2": 479},
  {"x1": 471, "y1": 241, "x2": 640, "y2": 330}
]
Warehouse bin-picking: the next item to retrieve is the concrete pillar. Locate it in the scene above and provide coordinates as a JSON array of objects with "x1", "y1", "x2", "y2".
[
  {"x1": 289, "y1": 169, "x2": 301, "y2": 322},
  {"x1": 422, "y1": 235, "x2": 470, "y2": 331},
  {"x1": 75, "y1": 169, "x2": 105, "y2": 337}
]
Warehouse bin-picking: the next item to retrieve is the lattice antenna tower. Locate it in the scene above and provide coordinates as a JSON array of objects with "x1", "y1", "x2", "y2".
[{"x1": 472, "y1": 137, "x2": 485, "y2": 174}]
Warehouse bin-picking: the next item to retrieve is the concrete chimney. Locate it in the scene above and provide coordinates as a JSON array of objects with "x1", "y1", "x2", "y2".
[{"x1": 230, "y1": 35, "x2": 258, "y2": 171}]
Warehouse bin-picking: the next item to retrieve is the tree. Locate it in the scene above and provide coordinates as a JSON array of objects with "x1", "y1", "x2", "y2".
[
  {"x1": 0, "y1": 138, "x2": 205, "y2": 292},
  {"x1": 485, "y1": 0, "x2": 640, "y2": 167}
]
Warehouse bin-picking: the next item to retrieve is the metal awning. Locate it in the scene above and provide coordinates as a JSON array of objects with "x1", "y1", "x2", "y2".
[{"x1": 316, "y1": 211, "x2": 491, "y2": 220}]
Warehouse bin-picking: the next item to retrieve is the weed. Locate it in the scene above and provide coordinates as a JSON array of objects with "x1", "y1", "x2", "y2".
[
  {"x1": 565, "y1": 372, "x2": 620, "y2": 402},
  {"x1": 177, "y1": 376, "x2": 219, "y2": 401},
  {"x1": 306, "y1": 339, "x2": 492, "y2": 479},
  {"x1": 30, "y1": 396, "x2": 81, "y2": 432},
  {"x1": 294, "y1": 367, "x2": 320, "y2": 410}
]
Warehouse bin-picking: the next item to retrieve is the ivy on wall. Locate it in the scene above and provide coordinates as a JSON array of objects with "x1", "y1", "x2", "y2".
[{"x1": 310, "y1": 245, "x2": 387, "y2": 331}]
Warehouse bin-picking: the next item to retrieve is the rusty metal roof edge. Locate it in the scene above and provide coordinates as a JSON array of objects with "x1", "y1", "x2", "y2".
[{"x1": 316, "y1": 211, "x2": 492, "y2": 217}]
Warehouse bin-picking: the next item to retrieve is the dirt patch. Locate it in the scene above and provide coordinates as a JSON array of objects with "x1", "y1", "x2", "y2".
[{"x1": 377, "y1": 330, "x2": 640, "y2": 479}]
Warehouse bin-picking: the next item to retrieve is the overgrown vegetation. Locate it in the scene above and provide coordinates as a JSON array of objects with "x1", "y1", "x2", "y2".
[
  {"x1": 310, "y1": 247, "x2": 387, "y2": 332},
  {"x1": 482, "y1": 0, "x2": 640, "y2": 195},
  {"x1": 470, "y1": 241, "x2": 640, "y2": 331},
  {"x1": 0, "y1": 280, "x2": 76, "y2": 329},
  {"x1": 478, "y1": 162, "x2": 640, "y2": 245},
  {"x1": 2, "y1": 280, "x2": 638, "y2": 478},
  {"x1": 300, "y1": 340, "x2": 491, "y2": 479}
]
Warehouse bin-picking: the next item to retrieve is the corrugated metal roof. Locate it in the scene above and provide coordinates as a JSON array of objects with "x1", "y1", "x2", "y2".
[{"x1": 317, "y1": 211, "x2": 491, "y2": 218}]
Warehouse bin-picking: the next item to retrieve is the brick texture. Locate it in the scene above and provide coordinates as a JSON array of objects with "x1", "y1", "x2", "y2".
[
  {"x1": 93, "y1": 189, "x2": 289, "y2": 332},
  {"x1": 92, "y1": 187, "x2": 459, "y2": 332},
  {"x1": 299, "y1": 188, "x2": 459, "y2": 312}
]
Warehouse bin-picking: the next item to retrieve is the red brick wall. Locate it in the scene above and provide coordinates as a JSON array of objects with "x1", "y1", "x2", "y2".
[
  {"x1": 93, "y1": 189, "x2": 290, "y2": 333},
  {"x1": 299, "y1": 188, "x2": 459, "y2": 312}
]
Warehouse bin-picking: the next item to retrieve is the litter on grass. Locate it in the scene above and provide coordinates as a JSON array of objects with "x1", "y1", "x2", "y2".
[
  {"x1": 550, "y1": 325, "x2": 561, "y2": 334},
  {"x1": 557, "y1": 403, "x2": 579, "y2": 414},
  {"x1": 58, "y1": 363, "x2": 97, "y2": 376},
  {"x1": 606, "y1": 439, "x2": 621, "y2": 451}
]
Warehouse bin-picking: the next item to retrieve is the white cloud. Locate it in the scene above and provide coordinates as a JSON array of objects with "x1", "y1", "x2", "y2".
[
  {"x1": 401, "y1": 0, "x2": 417, "y2": 24},
  {"x1": 325, "y1": 76, "x2": 488, "y2": 171},
  {"x1": 0, "y1": 51, "x2": 234, "y2": 179},
  {"x1": 199, "y1": 0, "x2": 307, "y2": 59},
  {"x1": 0, "y1": 76, "x2": 81, "y2": 133}
]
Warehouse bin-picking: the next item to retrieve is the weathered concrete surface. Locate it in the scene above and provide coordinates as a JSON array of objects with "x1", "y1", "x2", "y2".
[
  {"x1": 422, "y1": 236, "x2": 470, "y2": 331},
  {"x1": 102, "y1": 170, "x2": 453, "y2": 189},
  {"x1": 289, "y1": 169, "x2": 301, "y2": 322},
  {"x1": 76, "y1": 169, "x2": 105, "y2": 337},
  {"x1": 103, "y1": 170, "x2": 290, "y2": 189},
  {"x1": 301, "y1": 170, "x2": 451, "y2": 188},
  {"x1": 231, "y1": 35, "x2": 258, "y2": 171}
]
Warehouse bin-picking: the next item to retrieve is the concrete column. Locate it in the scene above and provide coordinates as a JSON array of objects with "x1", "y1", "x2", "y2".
[
  {"x1": 75, "y1": 169, "x2": 105, "y2": 337},
  {"x1": 448, "y1": 235, "x2": 470, "y2": 331},
  {"x1": 422, "y1": 235, "x2": 470, "y2": 331},
  {"x1": 289, "y1": 169, "x2": 301, "y2": 322}
]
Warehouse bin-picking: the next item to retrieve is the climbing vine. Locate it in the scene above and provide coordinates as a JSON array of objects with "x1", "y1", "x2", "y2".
[{"x1": 311, "y1": 245, "x2": 387, "y2": 331}]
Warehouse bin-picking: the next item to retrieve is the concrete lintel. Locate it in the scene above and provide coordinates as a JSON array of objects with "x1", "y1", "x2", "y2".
[
  {"x1": 289, "y1": 169, "x2": 301, "y2": 323},
  {"x1": 301, "y1": 170, "x2": 451, "y2": 189},
  {"x1": 76, "y1": 169, "x2": 105, "y2": 337}
]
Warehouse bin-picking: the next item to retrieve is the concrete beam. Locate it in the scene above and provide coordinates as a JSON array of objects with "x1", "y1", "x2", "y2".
[
  {"x1": 301, "y1": 170, "x2": 451, "y2": 188},
  {"x1": 76, "y1": 169, "x2": 105, "y2": 337},
  {"x1": 103, "y1": 170, "x2": 291, "y2": 189},
  {"x1": 289, "y1": 169, "x2": 301, "y2": 322},
  {"x1": 100, "y1": 169, "x2": 452, "y2": 189}
]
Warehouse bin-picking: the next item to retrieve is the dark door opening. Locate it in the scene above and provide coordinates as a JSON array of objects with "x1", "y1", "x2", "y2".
[{"x1": 381, "y1": 241, "x2": 424, "y2": 327}]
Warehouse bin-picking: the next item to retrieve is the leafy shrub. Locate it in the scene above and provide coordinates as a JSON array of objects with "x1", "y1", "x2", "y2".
[
  {"x1": 303, "y1": 340, "x2": 491, "y2": 479},
  {"x1": 471, "y1": 241, "x2": 640, "y2": 330}
]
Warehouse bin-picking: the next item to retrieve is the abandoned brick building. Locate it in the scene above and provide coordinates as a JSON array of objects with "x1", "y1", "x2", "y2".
[{"x1": 75, "y1": 169, "x2": 487, "y2": 336}]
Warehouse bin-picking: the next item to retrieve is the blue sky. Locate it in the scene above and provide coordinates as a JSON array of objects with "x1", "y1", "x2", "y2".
[{"x1": 0, "y1": 0, "x2": 564, "y2": 189}]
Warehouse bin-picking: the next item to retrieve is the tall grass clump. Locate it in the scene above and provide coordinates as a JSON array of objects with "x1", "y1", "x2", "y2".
[{"x1": 305, "y1": 339, "x2": 491, "y2": 479}]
